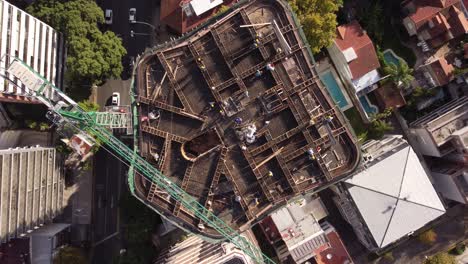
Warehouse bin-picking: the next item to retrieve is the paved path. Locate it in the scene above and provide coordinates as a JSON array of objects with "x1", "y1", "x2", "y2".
[
  {"x1": 372, "y1": 205, "x2": 467, "y2": 264},
  {"x1": 456, "y1": 248, "x2": 468, "y2": 264}
]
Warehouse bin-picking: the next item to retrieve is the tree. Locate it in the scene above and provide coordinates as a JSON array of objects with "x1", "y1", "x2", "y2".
[
  {"x1": 78, "y1": 100, "x2": 100, "y2": 112},
  {"x1": 288, "y1": 0, "x2": 342, "y2": 53},
  {"x1": 418, "y1": 229, "x2": 438, "y2": 245},
  {"x1": 360, "y1": 1, "x2": 384, "y2": 43},
  {"x1": 423, "y1": 252, "x2": 456, "y2": 264},
  {"x1": 383, "y1": 59, "x2": 414, "y2": 89},
  {"x1": 27, "y1": 0, "x2": 126, "y2": 87},
  {"x1": 53, "y1": 246, "x2": 87, "y2": 264}
]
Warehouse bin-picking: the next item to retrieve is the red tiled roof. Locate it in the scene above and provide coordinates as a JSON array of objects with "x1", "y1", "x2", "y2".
[
  {"x1": 315, "y1": 231, "x2": 353, "y2": 264},
  {"x1": 464, "y1": 43, "x2": 468, "y2": 59},
  {"x1": 447, "y1": 5, "x2": 468, "y2": 37},
  {"x1": 334, "y1": 21, "x2": 380, "y2": 80},
  {"x1": 160, "y1": 0, "x2": 235, "y2": 34},
  {"x1": 408, "y1": 0, "x2": 460, "y2": 28},
  {"x1": 429, "y1": 57, "x2": 454, "y2": 85}
]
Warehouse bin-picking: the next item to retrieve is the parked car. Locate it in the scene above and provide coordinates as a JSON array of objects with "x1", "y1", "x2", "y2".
[
  {"x1": 129, "y1": 8, "x2": 136, "y2": 23},
  {"x1": 105, "y1": 9, "x2": 113, "y2": 25},
  {"x1": 111, "y1": 92, "x2": 120, "y2": 106}
]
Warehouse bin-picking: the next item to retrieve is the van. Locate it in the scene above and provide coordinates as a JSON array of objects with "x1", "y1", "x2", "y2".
[{"x1": 105, "y1": 9, "x2": 113, "y2": 25}]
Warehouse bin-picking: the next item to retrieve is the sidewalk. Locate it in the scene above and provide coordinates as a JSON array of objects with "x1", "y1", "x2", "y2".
[{"x1": 374, "y1": 204, "x2": 467, "y2": 264}]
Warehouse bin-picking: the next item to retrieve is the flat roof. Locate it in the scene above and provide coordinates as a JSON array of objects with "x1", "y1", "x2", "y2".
[
  {"x1": 190, "y1": 0, "x2": 223, "y2": 16},
  {"x1": 345, "y1": 145, "x2": 445, "y2": 248},
  {"x1": 134, "y1": 0, "x2": 360, "y2": 239}
]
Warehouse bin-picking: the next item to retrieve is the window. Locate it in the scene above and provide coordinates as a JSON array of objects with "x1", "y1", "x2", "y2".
[
  {"x1": 23, "y1": 16, "x2": 29, "y2": 61},
  {"x1": 44, "y1": 28, "x2": 49, "y2": 79}
]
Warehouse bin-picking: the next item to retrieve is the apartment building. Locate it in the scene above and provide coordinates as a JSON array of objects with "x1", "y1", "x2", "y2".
[
  {"x1": 431, "y1": 163, "x2": 467, "y2": 204},
  {"x1": 0, "y1": 146, "x2": 65, "y2": 243},
  {"x1": 154, "y1": 230, "x2": 257, "y2": 264},
  {"x1": 259, "y1": 195, "x2": 353, "y2": 264},
  {"x1": 0, "y1": 0, "x2": 65, "y2": 102},
  {"x1": 409, "y1": 96, "x2": 467, "y2": 158},
  {"x1": 332, "y1": 135, "x2": 445, "y2": 251}
]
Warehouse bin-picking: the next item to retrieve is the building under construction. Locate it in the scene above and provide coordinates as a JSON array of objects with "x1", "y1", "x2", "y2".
[{"x1": 134, "y1": 0, "x2": 360, "y2": 239}]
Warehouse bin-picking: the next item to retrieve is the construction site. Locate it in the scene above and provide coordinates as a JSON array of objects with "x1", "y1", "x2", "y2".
[{"x1": 134, "y1": 0, "x2": 360, "y2": 239}]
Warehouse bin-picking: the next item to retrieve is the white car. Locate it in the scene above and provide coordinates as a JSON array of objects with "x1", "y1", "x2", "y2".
[
  {"x1": 129, "y1": 8, "x2": 136, "y2": 23},
  {"x1": 105, "y1": 9, "x2": 113, "y2": 25},
  {"x1": 111, "y1": 92, "x2": 120, "y2": 106}
]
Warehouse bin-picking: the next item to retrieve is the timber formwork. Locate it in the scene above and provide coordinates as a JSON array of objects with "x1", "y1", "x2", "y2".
[{"x1": 134, "y1": 0, "x2": 360, "y2": 239}]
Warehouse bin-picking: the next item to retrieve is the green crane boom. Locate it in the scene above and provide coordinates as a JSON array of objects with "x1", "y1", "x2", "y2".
[{"x1": 6, "y1": 57, "x2": 275, "y2": 264}]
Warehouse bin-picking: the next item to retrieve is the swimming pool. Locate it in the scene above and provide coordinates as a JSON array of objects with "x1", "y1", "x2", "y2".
[
  {"x1": 320, "y1": 71, "x2": 349, "y2": 109},
  {"x1": 383, "y1": 49, "x2": 402, "y2": 67},
  {"x1": 359, "y1": 95, "x2": 378, "y2": 115}
]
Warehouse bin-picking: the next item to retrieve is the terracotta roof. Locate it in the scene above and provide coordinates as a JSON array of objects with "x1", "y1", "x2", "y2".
[
  {"x1": 464, "y1": 43, "x2": 468, "y2": 59},
  {"x1": 447, "y1": 5, "x2": 468, "y2": 37},
  {"x1": 315, "y1": 231, "x2": 353, "y2": 264},
  {"x1": 428, "y1": 57, "x2": 454, "y2": 85},
  {"x1": 160, "y1": 0, "x2": 235, "y2": 34},
  {"x1": 408, "y1": 0, "x2": 460, "y2": 28},
  {"x1": 334, "y1": 21, "x2": 380, "y2": 80}
]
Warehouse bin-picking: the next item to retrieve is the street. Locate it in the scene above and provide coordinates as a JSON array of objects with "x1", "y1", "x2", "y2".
[
  {"x1": 90, "y1": 1, "x2": 163, "y2": 262},
  {"x1": 97, "y1": 0, "x2": 158, "y2": 58}
]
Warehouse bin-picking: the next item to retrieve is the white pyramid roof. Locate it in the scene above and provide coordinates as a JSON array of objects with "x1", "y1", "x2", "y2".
[{"x1": 345, "y1": 146, "x2": 445, "y2": 248}]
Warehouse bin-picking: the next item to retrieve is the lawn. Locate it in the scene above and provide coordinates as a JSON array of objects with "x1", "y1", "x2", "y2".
[{"x1": 344, "y1": 107, "x2": 367, "y2": 140}]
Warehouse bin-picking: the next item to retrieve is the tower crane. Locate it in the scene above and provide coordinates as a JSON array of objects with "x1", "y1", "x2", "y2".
[{"x1": 6, "y1": 57, "x2": 275, "y2": 264}]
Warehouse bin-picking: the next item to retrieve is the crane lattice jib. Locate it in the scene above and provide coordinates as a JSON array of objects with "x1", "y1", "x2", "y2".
[{"x1": 6, "y1": 58, "x2": 275, "y2": 264}]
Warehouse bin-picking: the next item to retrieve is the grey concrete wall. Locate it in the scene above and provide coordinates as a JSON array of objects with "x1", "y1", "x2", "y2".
[{"x1": 0, "y1": 147, "x2": 64, "y2": 243}]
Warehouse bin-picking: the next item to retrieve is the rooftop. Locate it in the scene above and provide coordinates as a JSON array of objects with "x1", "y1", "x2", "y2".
[
  {"x1": 427, "y1": 57, "x2": 454, "y2": 86},
  {"x1": 160, "y1": 0, "x2": 236, "y2": 34},
  {"x1": 315, "y1": 227, "x2": 353, "y2": 264},
  {"x1": 135, "y1": 0, "x2": 360, "y2": 239},
  {"x1": 345, "y1": 136, "x2": 446, "y2": 248},
  {"x1": 334, "y1": 20, "x2": 381, "y2": 81},
  {"x1": 406, "y1": 0, "x2": 460, "y2": 28},
  {"x1": 410, "y1": 96, "x2": 468, "y2": 145}
]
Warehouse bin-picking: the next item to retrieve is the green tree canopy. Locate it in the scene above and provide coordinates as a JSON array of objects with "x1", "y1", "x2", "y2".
[
  {"x1": 424, "y1": 252, "x2": 456, "y2": 264},
  {"x1": 383, "y1": 59, "x2": 414, "y2": 89},
  {"x1": 27, "y1": 0, "x2": 126, "y2": 86},
  {"x1": 53, "y1": 246, "x2": 87, "y2": 264},
  {"x1": 78, "y1": 100, "x2": 100, "y2": 112},
  {"x1": 289, "y1": 0, "x2": 342, "y2": 53}
]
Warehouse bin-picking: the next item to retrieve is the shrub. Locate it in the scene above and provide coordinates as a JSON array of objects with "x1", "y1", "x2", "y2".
[
  {"x1": 424, "y1": 252, "x2": 456, "y2": 264},
  {"x1": 418, "y1": 229, "x2": 437, "y2": 245}
]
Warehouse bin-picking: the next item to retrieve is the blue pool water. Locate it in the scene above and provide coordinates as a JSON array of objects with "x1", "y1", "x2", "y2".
[
  {"x1": 359, "y1": 95, "x2": 378, "y2": 115},
  {"x1": 320, "y1": 71, "x2": 349, "y2": 109},
  {"x1": 383, "y1": 50, "x2": 401, "y2": 67}
]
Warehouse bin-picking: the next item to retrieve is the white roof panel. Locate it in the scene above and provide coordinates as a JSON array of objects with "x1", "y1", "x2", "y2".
[
  {"x1": 190, "y1": 0, "x2": 223, "y2": 16},
  {"x1": 381, "y1": 200, "x2": 445, "y2": 247},
  {"x1": 345, "y1": 145, "x2": 446, "y2": 248},
  {"x1": 345, "y1": 147, "x2": 409, "y2": 197},
  {"x1": 343, "y1": 47, "x2": 358, "y2": 62},
  {"x1": 346, "y1": 184, "x2": 397, "y2": 246},
  {"x1": 352, "y1": 69, "x2": 381, "y2": 91},
  {"x1": 399, "y1": 149, "x2": 445, "y2": 211}
]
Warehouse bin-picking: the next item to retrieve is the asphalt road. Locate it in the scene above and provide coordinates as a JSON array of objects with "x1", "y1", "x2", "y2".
[
  {"x1": 98, "y1": 0, "x2": 158, "y2": 58},
  {"x1": 96, "y1": 79, "x2": 132, "y2": 109},
  {"x1": 93, "y1": 149, "x2": 122, "y2": 243}
]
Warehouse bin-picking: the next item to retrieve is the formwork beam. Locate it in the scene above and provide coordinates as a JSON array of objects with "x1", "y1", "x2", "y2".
[
  {"x1": 241, "y1": 148, "x2": 274, "y2": 202},
  {"x1": 174, "y1": 162, "x2": 195, "y2": 216},
  {"x1": 141, "y1": 125, "x2": 188, "y2": 143},
  {"x1": 223, "y1": 164, "x2": 253, "y2": 220},
  {"x1": 264, "y1": 132, "x2": 299, "y2": 193},
  {"x1": 156, "y1": 52, "x2": 194, "y2": 113},
  {"x1": 188, "y1": 44, "x2": 216, "y2": 88},
  {"x1": 157, "y1": 138, "x2": 172, "y2": 172},
  {"x1": 199, "y1": 148, "x2": 228, "y2": 225},
  {"x1": 138, "y1": 96, "x2": 206, "y2": 121}
]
